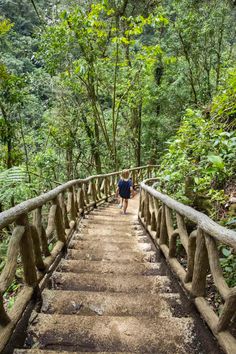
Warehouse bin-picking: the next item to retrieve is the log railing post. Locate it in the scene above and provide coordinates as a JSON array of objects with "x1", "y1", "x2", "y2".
[
  {"x1": 83, "y1": 183, "x2": 90, "y2": 207},
  {"x1": 132, "y1": 170, "x2": 136, "y2": 188},
  {"x1": 17, "y1": 214, "x2": 38, "y2": 287},
  {"x1": 96, "y1": 178, "x2": 102, "y2": 200},
  {"x1": 58, "y1": 193, "x2": 70, "y2": 229},
  {"x1": 191, "y1": 228, "x2": 209, "y2": 297},
  {"x1": 104, "y1": 177, "x2": 108, "y2": 201},
  {"x1": 30, "y1": 225, "x2": 45, "y2": 271},
  {"x1": 217, "y1": 288, "x2": 236, "y2": 332},
  {"x1": 33, "y1": 207, "x2": 50, "y2": 257},
  {"x1": 185, "y1": 230, "x2": 197, "y2": 283},
  {"x1": 159, "y1": 204, "x2": 168, "y2": 245},
  {"x1": 112, "y1": 175, "x2": 116, "y2": 194},
  {"x1": 77, "y1": 186, "x2": 85, "y2": 215},
  {"x1": 67, "y1": 186, "x2": 76, "y2": 221},
  {"x1": 74, "y1": 186, "x2": 79, "y2": 214},
  {"x1": 91, "y1": 179, "x2": 97, "y2": 206},
  {"x1": 53, "y1": 197, "x2": 66, "y2": 243},
  {"x1": 107, "y1": 176, "x2": 111, "y2": 197}
]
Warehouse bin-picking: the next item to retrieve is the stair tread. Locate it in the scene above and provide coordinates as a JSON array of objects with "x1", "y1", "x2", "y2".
[
  {"x1": 41, "y1": 289, "x2": 178, "y2": 316},
  {"x1": 74, "y1": 232, "x2": 144, "y2": 241},
  {"x1": 69, "y1": 240, "x2": 152, "y2": 253},
  {"x1": 51, "y1": 271, "x2": 172, "y2": 293},
  {"x1": 67, "y1": 248, "x2": 156, "y2": 262},
  {"x1": 77, "y1": 228, "x2": 139, "y2": 237},
  {"x1": 27, "y1": 314, "x2": 194, "y2": 353},
  {"x1": 14, "y1": 351, "x2": 132, "y2": 354},
  {"x1": 58, "y1": 259, "x2": 161, "y2": 275},
  {"x1": 80, "y1": 223, "x2": 136, "y2": 231}
]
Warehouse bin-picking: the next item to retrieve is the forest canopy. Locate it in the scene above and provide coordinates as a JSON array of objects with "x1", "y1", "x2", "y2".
[{"x1": 0, "y1": 0, "x2": 236, "y2": 222}]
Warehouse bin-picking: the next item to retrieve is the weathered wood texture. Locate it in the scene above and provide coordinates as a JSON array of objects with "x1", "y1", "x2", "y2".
[
  {"x1": 0, "y1": 165, "x2": 157, "y2": 353},
  {"x1": 139, "y1": 180, "x2": 236, "y2": 354}
]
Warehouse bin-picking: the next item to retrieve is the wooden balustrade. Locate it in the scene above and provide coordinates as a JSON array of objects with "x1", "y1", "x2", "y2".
[
  {"x1": 139, "y1": 180, "x2": 236, "y2": 354},
  {"x1": 0, "y1": 165, "x2": 158, "y2": 352}
]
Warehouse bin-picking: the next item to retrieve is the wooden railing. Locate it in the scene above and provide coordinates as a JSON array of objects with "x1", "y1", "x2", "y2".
[
  {"x1": 139, "y1": 179, "x2": 236, "y2": 354},
  {"x1": 0, "y1": 165, "x2": 158, "y2": 352}
]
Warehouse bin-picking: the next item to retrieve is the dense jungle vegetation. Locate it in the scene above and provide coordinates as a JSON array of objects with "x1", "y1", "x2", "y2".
[{"x1": 0, "y1": 0, "x2": 236, "y2": 291}]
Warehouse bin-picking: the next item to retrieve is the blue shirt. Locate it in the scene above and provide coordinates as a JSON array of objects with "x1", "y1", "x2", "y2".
[{"x1": 118, "y1": 179, "x2": 132, "y2": 199}]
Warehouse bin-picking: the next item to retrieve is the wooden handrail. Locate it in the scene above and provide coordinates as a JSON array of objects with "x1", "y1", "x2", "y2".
[
  {"x1": 0, "y1": 165, "x2": 158, "y2": 353},
  {"x1": 140, "y1": 181, "x2": 236, "y2": 249},
  {"x1": 0, "y1": 165, "x2": 158, "y2": 229},
  {"x1": 139, "y1": 179, "x2": 236, "y2": 354}
]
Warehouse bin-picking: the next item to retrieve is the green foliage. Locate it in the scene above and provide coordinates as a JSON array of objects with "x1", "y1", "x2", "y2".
[
  {"x1": 219, "y1": 245, "x2": 236, "y2": 287},
  {"x1": 0, "y1": 167, "x2": 31, "y2": 207},
  {"x1": 0, "y1": 18, "x2": 13, "y2": 36},
  {"x1": 159, "y1": 103, "x2": 236, "y2": 220}
]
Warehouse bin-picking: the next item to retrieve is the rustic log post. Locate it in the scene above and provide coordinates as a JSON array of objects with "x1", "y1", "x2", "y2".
[
  {"x1": 169, "y1": 231, "x2": 179, "y2": 258},
  {"x1": 104, "y1": 178, "x2": 109, "y2": 201},
  {"x1": 53, "y1": 197, "x2": 66, "y2": 243},
  {"x1": 96, "y1": 178, "x2": 102, "y2": 200},
  {"x1": 151, "y1": 212, "x2": 157, "y2": 231},
  {"x1": 107, "y1": 176, "x2": 111, "y2": 197},
  {"x1": 140, "y1": 169, "x2": 143, "y2": 182},
  {"x1": 83, "y1": 183, "x2": 90, "y2": 206},
  {"x1": 17, "y1": 214, "x2": 38, "y2": 287},
  {"x1": 110, "y1": 175, "x2": 115, "y2": 194},
  {"x1": 155, "y1": 206, "x2": 162, "y2": 239},
  {"x1": 217, "y1": 288, "x2": 236, "y2": 332},
  {"x1": 131, "y1": 170, "x2": 135, "y2": 188},
  {"x1": 100, "y1": 178, "x2": 105, "y2": 197},
  {"x1": 176, "y1": 213, "x2": 189, "y2": 254},
  {"x1": 159, "y1": 204, "x2": 168, "y2": 245},
  {"x1": 0, "y1": 226, "x2": 25, "y2": 294},
  {"x1": 91, "y1": 180, "x2": 97, "y2": 206},
  {"x1": 115, "y1": 174, "x2": 119, "y2": 193},
  {"x1": 74, "y1": 186, "x2": 79, "y2": 214},
  {"x1": 33, "y1": 207, "x2": 50, "y2": 257},
  {"x1": 165, "y1": 205, "x2": 174, "y2": 238},
  {"x1": 144, "y1": 192, "x2": 151, "y2": 225},
  {"x1": 77, "y1": 186, "x2": 85, "y2": 215},
  {"x1": 0, "y1": 292, "x2": 10, "y2": 326},
  {"x1": 46, "y1": 203, "x2": 57, "y2": 239},
  {"x1": 185, "y1": 229, "x2": 197, "y2": 283},
  {"x1": 30, "y1": 225, "x2": 45, "y2": 271},
  {"x1": 87, "y1": 181, "x2": 92, "y2": 203},
  {"x1": 139, "y1": 188, "x2": 143, "y2": 214},
  {"x1": 58, "y1": 193, "x2": 70, "y2": 229},
  {"x1": 67, "y1": 187, "x2": 76, "y2": 221},
  {"x1": 191, "y1": 228, "x2": 209, "y2": 297},
  {"x1": 147, "y1": 165, "x2": 151, "y2": 178},
  {"x1": 205, "y1": 234, "x2": 229, "y2": 300}
]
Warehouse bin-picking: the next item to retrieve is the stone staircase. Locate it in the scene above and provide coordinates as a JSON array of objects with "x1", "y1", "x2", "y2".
[{"x1": 14, "y1": 197, "x2": 220, "y2": 354}]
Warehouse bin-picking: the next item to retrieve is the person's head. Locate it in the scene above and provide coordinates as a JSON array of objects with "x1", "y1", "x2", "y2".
[{"x1": 121, "y1": 169, "x2": 130, "y2": 180}]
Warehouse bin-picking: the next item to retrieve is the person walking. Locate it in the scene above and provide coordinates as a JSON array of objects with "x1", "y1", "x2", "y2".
[{"x1": 116, "y1": 169, "x2": 134, "y2": 214}]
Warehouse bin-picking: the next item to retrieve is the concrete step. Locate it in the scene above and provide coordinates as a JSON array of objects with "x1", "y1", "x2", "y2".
[
  {"x1": 26, "y1": 314, "x2": 194, "y2": 353},
  {"x1": 68, "y1": 240, "x2": 152, "y2": 253},
  {"x1": 51, "y1": 272, "x2": 172, "y2": 293},
  {"x1": 74, "y1": 233, "x2": 149, "y2": 244},
  {"x1": 15, "y1": 351, "x2": 132, "y2": 354},
  {"x1": 66, "y1": 248, "x2": 157, "y2": 262},
  {"x1": 80, "y1": 223, "x2": 135, "y2": 232},
  {"x1": 58, "y1": 259, "x2": 161, "y2": 275},
  {"x1": 41, "y1": 289, "x2": 177, "y2": 317},
  {"x1": 77, "y1": 225, "x2": 142, "y2": 237},
  {"x1": 87, "y1": 214, "x2": 133, "y2": 221}
]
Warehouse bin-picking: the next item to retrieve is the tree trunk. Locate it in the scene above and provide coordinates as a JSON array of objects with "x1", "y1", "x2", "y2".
[
  {"x1": 94, "y1": 119, "x2": 102, "y2": 173},
  {"x1": 66, "y1": 147, "x2": 73, "y2": 180},
  {"x1": 81, "y1": 113, "x2": 102, "y2": 174}
]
